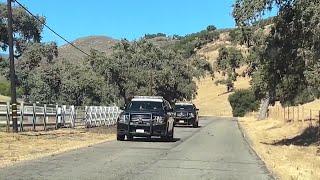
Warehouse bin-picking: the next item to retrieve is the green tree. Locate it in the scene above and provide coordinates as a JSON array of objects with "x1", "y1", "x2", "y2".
[
  {"x1": 229, "y1": 26, "x2": 253, "y2": 47},
  {"x1": 16, "y1": 42, "x2": 58, "y2": 99},
  {"x1": 215, "y1": 47, "x2": 244, "y2": 92},
  {"x1": 233, "y1": 0, "x2": 320, "y2": 119},
  {"x1": 170, "y1": 27, "x2": 219, "y2": 58},
  {"x1": 228, "y1": 89, "x2": 259, "y2": 117},
  {"x1": 87, "y1": 40, "x2": 212, "y2": 105},
  {"x1": 206, "y1": 25, "x2": 217, "y2": 32},
  {"x1": 144, "y1": 33, "x2": 167, "y2": 39},
  {"x1": 0, "y1": 3, "x2": 45, "y2": 56}
]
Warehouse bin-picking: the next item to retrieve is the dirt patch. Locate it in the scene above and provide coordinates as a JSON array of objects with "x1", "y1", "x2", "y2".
[
  {"x1": 239, "y1": 116, "x2": 320, "y2": 180},
  {"x1": 0, "y1": 126, "x2": 116, "y2": 168}
]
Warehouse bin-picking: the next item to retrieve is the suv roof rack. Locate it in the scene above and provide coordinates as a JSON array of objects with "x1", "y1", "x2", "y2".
[
  {"x1": 175, "y1": 102, "x2": 193, "y2": 105},
  {"x1": 133, "y1": 96, "x2": 164, "y2": 99}
]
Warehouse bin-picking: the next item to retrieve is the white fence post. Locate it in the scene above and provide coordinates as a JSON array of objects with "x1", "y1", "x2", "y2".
[
  {"x1": 62, "y1": 105, "x2": 66, "y2": 126},
  {"x1": 6, "y1": 102, "x2": 10, "y2": 132},
  {"x1": 20, "y1": 102, "x2": 24, "y2": 132},
  {"x1": 106, "y1": 107, "x2": 111, "y2": 126},
  {"x1": 43, "y1": 104, "x2": 47, "y2": 131},
  {"x1": 70, "y1": 105, "x2": 75, "y2": 128},
  {"x1": 84, "y1": 106, "x2": 90, "y2": 128},
  {"x1": 103, "y1": 106, "x2": 107, "y2": 125},
  {"x1": 91, "y1": 106, "x2": 95, "y2": 127},
  {"x1": 55, "y1": 104, "x2": 59, "y2": 129},
  {"x1": 32, "y1": 103, "x2": 36, "y2": 131},
  {"x1": 112, "y1": 106, "x2": 116, "y2": 125}
]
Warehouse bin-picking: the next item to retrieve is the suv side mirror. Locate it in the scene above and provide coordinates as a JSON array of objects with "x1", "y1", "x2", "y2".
[
  {"x1": 120, "y1": 106, "x2": 126, "y2": 110},
  {"x1": 196, "y1": 108, "x2": 199, "y2": 111}
]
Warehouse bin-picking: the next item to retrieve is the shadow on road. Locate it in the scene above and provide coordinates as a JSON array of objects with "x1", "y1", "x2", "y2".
[
  {"x1": 127, "y1": 137, "x2": 181, "y2": 143},
  {"x1": 174, "y1": 125, "x2": 202, "y2": 128},
  {"x1": 263, "y1": 126, "x2": 320, "y2": 146}
]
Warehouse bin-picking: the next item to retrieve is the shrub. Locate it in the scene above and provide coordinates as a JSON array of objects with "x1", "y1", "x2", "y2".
[
  {"x1": 228, "y1": 89, "x2": 259, "y2": 117},
  {"x1": 0, "y1": 81, "x2": 10, "y2": 96}
]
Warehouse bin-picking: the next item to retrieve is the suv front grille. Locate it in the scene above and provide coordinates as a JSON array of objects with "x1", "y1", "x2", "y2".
[
  {"x1": 130, "y1": 113, "x2": 152, "y2": 125},
  {"x1": 176, "y1": 111, "x2": 189, "y2": 118}
]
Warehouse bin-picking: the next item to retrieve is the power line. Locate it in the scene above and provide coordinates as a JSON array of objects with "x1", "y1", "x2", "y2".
[{"x1": 13, "y1": 0, "x2": 91, "y2": 57}]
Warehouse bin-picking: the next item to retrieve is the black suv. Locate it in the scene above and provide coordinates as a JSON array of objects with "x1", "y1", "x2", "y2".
[
  {"x1": 117, "y1": 96, "x2": 174, "y2": 141},
  {"x1": 174, "y1": 102, "x2": 199, "y2": 128}
]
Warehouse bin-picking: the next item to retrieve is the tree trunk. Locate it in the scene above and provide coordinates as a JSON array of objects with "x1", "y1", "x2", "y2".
[{"x1": 258, "y1": 93, "x2": 270, "y2": 120}]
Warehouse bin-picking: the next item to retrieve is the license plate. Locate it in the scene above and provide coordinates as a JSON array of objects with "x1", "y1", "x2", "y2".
[
  {"x1": 136, "y1": 129, "x2": 144, "y2": 133},
  {"x1": 179, "y1": 120, "x2": 185, "y2": 123}
]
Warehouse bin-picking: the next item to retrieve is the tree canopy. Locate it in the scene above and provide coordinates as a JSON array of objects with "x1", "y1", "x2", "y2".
[
  {"x1": 0, "y1": 3, "x2": 45, "y2": 56},
  {"x1": 232, "y1": 0, "x2": 320, "y2": 119},
  {"x1": 87, "y1": 40, "x2": 212, "y2": 105},
  {"x1": 215, "y1": 47, "x2": 244, "y2": 92}
]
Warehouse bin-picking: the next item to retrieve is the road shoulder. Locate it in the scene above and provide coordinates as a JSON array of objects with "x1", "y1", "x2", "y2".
[
  {"x1": 0, "y1": 127, "x2": 116, "y2": 168},
  {"x1": 239, "y1": 116, "x2": 320, "y2": 180},
  {"x1": 237, "y1": 118, "x2": 277, "y2": 179}
]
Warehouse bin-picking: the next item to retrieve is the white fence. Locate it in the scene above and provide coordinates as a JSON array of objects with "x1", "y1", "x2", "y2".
[{"x1": 0, "y1": 102, "x2": 121, "y2": 132}]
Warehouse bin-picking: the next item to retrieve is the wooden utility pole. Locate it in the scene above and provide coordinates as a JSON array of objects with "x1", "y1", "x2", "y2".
[
  {"x1": 318, "y1": 111, "x2": 320, "y2": 138},
  {"x1": 7, "y1": 0, "x2": 18, "y2": 132}
]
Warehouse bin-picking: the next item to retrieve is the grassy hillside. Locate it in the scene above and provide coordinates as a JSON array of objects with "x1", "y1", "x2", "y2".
[
  {"x1": 145, "y1": 36, "x2": 179, "y2": 48},
  {"x1": 58, "y1": 36, "x2": 119, "y2": 61},
  {"x1": 193, "y1": 33, "x2": 250, "y2": 116}
]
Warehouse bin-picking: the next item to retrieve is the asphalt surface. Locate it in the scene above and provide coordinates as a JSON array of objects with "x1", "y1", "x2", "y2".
[{"x1": 0, "y1": 117, "x2": 273, "y2": 180}]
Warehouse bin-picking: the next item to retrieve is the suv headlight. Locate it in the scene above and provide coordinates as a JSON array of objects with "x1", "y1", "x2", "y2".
[
  {"x1": 153, "y1": 116, "x2": 165, "y2": 124},
  {"x1": 119, "y1": 114, "x2": 129, "y2": 124},
  {"x1": 189, "y1": 112, "x2": 195, "y2": 118}
]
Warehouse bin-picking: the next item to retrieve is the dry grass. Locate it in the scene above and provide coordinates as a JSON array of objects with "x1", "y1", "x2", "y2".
[
  {"x1": 239, "y1": 112, "x2": 320, "y2": 180},
  {"x1": 193, "y1": 72, "x2": 250, "y2": 117},
  {"x1": 0, "y1": 127, "x2": 116, "y2": 168},
  {"x1": 302, "y1": 99, "x2": 320, "y2": 110},
  {"x1": 193, "y1": 68, "x2": 250, "y2": 116},
  {"x1": 0, "y1": 95, "x2": 10, "y2": 102},
  {"x1": 194, "y1": 36, "x2": 251, "y2": 117}
]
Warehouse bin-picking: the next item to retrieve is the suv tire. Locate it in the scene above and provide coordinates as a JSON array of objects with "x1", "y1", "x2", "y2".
[
  {"x1": 193, "y1": 121, "x2": 199, "y2": 128},
  {"x1": 169, "y1": 127, "x2": 174, "y2": 141},
  {"x1": 163, "y1": 128, "x2": 174, "y2": 142},
  {"x1": 117, "y1": 134, "x2": 125, "y2": 141},
  {"x1": 127, "y1": 135, "x2": 133, "y2": 141}
]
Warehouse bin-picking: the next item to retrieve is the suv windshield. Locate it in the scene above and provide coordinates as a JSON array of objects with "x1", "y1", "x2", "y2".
[
  {"x1": 174, "y1": 105, "x2": 193, "y2": 110},
  {"x1": 128, "y1": 101, "x2": 163, "y2": 111}
]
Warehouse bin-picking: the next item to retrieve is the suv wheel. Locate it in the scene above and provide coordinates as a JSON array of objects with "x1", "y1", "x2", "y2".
[
  {"x1": 193, "y1": 121, "x2": 199, "y2": 128},
  {"x1": 169, "y1": 127, "x2": 174, "y2": 141},
  {"x1": 117, "y1": 134, "x2": 125, "y2": 141},
  {"x1": 127, "y1": 135, "x2": 133, "y2": 141},
  {"x1": 163, "y1": 128, "x2": 174, "y2": 142}
]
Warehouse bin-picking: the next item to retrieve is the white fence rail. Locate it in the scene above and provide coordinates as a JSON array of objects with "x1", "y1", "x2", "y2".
[{"x1": 0, "y1": 102, "x2": 121, "y2": 132}]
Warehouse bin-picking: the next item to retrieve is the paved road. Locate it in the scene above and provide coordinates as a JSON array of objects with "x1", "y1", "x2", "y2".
[{"x1": 0, "y1": 117, "x2": 273, "y2": 180}]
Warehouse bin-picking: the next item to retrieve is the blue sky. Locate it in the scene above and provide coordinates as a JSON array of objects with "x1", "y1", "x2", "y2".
[{"x1": 3, "y1": 0, "x2": 237, "y2": 46}]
